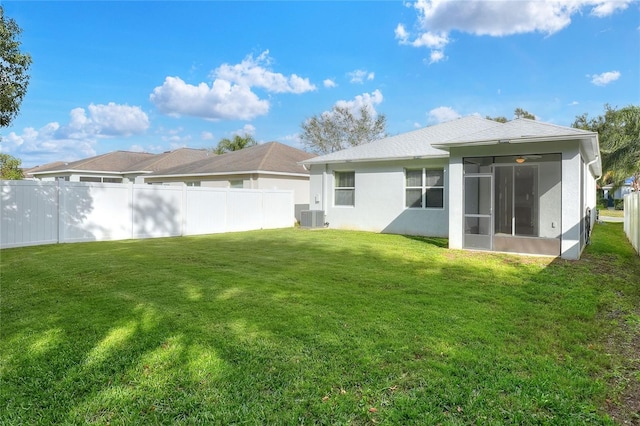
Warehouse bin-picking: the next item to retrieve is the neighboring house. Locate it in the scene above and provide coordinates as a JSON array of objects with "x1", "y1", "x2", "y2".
[
  {"x1": 28, "y1": 148, "x2": 210, "y2": 183},
  {"x1": 144, "y1": 142, "x2": 316, "y2": 216},
  {"x1": 603, "y1": 176, "x2": 636, "y2": 202},
  {"x1": 22, "y1": 161, "x2": 66, "y2": 179},
  {"x1": 301, "y1": 116, "x2": 601, "y2": 260}
]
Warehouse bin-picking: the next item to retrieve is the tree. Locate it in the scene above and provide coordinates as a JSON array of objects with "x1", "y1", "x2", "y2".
[
  {"x1": 0, "y1": 153, "x2": 23, "y2": 179},
  {"x1": 514, "y1": 108, "x2": 536, "y2": 120},
  {"x1": 212, "y1": 134, "x2": 257, "y2": 154},
  {"x1": 573, "y1": 104, "x2": 640, "y2": 191},
  {"x1": 487, "y1": 108, "x2": 535, "y2": 123},
  {"x1": 486, "y1": 115, "x2": 508, "y2": 123},
  {"x1": 1, "y1": 6, "x2": 32, "y2": 128},
  {"x1": 300, "y1": 105, "x2": 387, "y2": 154}
]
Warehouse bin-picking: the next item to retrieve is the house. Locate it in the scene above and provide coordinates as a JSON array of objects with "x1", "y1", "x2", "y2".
[
  {"x1": 300, "y1": 116, "x2": 601, "y2": 260},
  {"x1": 23, "y1": 161, "x2": 66, "y2": 179},
  {"x1": 144, "y1": 142, "x2": 317, "y2": 218},
  {"x1": 28, "y1": 148, "x2": 210, "y2": 183},
  {"x1": 603, "y1": 176, "x2": 637, "y2": 204}
]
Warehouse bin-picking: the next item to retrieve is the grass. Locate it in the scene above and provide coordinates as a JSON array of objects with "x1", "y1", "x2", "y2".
[
  {"x1": 1, "y1": 224, "x2": 639, "y2": 425},
  {"x1": 599, "y1": 209, "x2": 625, "y2": 218}
]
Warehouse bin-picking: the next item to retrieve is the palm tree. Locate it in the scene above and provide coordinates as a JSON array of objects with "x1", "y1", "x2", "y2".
[{"x1": 213, "y1": 135, "x2": 258, "y2": 154}]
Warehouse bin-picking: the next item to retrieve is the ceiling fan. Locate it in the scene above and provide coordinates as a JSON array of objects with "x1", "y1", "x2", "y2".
[{"x1": 515, "y1": 154, "x2": 542, "y2": 163}]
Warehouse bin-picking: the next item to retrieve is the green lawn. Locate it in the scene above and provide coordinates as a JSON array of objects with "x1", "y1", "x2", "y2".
[
  {"x1": 1, "y1": 224, "x2": 639, "y2": 425},
  {"x1": 599, "y1": 209, "x2": 625, "y2": 218}
]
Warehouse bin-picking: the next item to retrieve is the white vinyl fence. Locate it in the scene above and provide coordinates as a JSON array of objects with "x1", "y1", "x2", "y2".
[
  {"x1": 624, "y1": 192, "x2": 640, "y2": 255},
  {"x1": 1, "y1": 180, "x2": 294, "y2": 249}
]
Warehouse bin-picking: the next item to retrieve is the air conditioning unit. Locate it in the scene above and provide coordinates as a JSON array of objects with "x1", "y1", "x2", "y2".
[{"x1": 300, "y1": 210, "x2": 325, "y2": 228}]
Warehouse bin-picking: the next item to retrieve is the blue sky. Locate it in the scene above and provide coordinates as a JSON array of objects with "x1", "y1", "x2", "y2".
[{"x1": 1, "y1": 0, "x2": 638, "y2": 168}]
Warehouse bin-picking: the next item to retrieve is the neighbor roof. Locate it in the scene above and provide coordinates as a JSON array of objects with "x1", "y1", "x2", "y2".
[
  {"x1": 28, "y1": 148, "x2": 212, "y2": 176},
  {"x1": 300, "y1": 115, "x2": 501, "y2": 165},
  {"x1": 148, "y1": 142, "x2": 316, "y2": 178},
  {"x1": 29, "y1": 151, "x2": 156, "y2": 175},
  {"x1": 22, "y1": 161, "x2": 66, "y2": 178},
  {"x1": 123, "y1": 148, "x2": 210, "y2": 173}
]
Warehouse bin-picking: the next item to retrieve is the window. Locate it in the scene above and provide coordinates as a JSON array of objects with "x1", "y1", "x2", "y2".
[
  {"x1": 405, "y1": 169, "x2": 444, "y2": 208},
  {"x1": 334, "y1": 171, "x2": 355, "y2": 206},
  {"x1": 229, "y1": 179, "x2": 243, "y2": 188},
  {"x1": 186, "y1": 181, "x2": 201, "y2": 187},
  {"x1": 79, "y1": 176, "x2": 122, "y2": 183},
  {"x1": 79, "y1": 176, "x2": 101, "y2": 183}
]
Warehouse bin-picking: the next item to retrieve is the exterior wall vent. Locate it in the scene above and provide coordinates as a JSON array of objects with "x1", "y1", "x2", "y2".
[{"x1": 300, "y1": 210, "x2": 325, "y2": 228}]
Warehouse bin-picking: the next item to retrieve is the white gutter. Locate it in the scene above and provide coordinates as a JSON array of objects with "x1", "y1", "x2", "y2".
[
  {"x1": 30, "y1": 169, "x2": 124, "y2": 176},
  {"x1": 146, "y1": 170, "x2": 310, "y2": 179},
  {"x1": 432, "y1": 133, "x2": 594, "y2": 150},
  {"x1": 300, "y1": 154, "x2": 449, "y2": 166}
]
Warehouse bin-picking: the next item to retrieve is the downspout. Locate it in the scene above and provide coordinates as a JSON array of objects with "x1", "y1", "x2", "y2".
[
  {"x1": 586, "y1": 155, "x2": 601, "y2": 180},
  {"x1": 322, "y1": 164, "x2": 328, "y2": 212},
  {"x1": 584, "y1": 154, "x2": 601, "y2": 247}
]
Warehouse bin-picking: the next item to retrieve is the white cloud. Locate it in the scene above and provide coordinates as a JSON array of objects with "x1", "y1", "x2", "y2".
[
  {"x1": 348, "y1": 69, "x2": 375, "y2": 84},
  {"x1": 398, "y1": 0, "x2": 632, "y2": 62},
  {"x1": 590, "y1": 70, "x2": 621, "y2": 86},
  {"x1": 150, "y1": 76, "x2": 269, "y2": 121},
  {"x1": 86, "y1": 103, "x2": 150, "y2": 136},
  {"x1": 214, "y1": 50, "x2": 316, "y2": 94},
  {"x1": 428, "y1": 50, "x2": 446, "y2": 64},
  {"x1": 324, "y1": 79, "x2": 337, "y2": 88},
  {"x1": 395, "y1": 24, "x2": 410, "y2": 43},
  {"x1": 151, "y1": 51, "x2": 315, "y2": 121},
  {"x1": 333, "y1": 89, "x2": 384, "y2": 117},
  {"x1": 201, "y1": 131, "x2": 215, "y2": 141},
  {"x1": 591, "y1": 1, "x2": 631, "y2": 17},
  {"x1": 233, "y1": 124, "x2": 256, "y2": 137},
  {"x1": 1, "y1": 103, "x2": 149, "y2": 167},
  {"x1": 568, "y1": 100, "x2": 580, "y2": 106},
  {"x1": 1, "y1": 124, "x2": 97, "y2": 167},
  {"x1": 428, "y1": 106, "x2": 461, "y2": 124}
]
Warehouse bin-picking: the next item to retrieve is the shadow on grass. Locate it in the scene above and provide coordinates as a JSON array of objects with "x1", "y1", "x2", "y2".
[
  {"x1": 400, "y1": 234, "x2": 449, "y2": 248},
  {"x1": 1, "y1": 225, "x2": 639, "y2": 424}
]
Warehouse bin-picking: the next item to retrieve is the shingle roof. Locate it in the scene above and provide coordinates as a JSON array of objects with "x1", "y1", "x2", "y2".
[
  {"x1": 301, "y1": 115, "x2": 501, "y2": 165},
  {"x1": 22, "y1": 161, "x2": 66, "y2": 176},
  {"x1": 149, "y1": 142, "x2": 316, "y2": 177},
  {"x1": 30, "y1": 151, "x2": 156, "y2": 174},
  {"x1": 302, "y1": 116, "x2": 599, "y2": 165},
  {"x1": 439, "y1": 118, "x2": 594, "y2": 146},
  {"x1": 28, "y1": 148, "x2": 212, "y2": 175},
  {"x1": 124, "y1": 148, "x2": 210, "y2": 172}
]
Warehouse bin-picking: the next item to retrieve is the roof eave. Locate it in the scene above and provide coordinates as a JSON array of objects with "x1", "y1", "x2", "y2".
[
  {"x1": 300, "y1": 154, "x2": 450, "y2": 166},
  {"x1": 432, "y1": 133, "x2": 593, "y2": 151},
  {"x1": 30, "y1": 169, "x2": 125, "y2": 176},
  {"x1": 146, "y1": 170, "x2": 310, "y2": 179}
]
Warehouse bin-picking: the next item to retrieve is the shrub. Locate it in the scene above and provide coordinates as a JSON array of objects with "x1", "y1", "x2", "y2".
[{"x1": 614, "y1": 199, "x2": 624, "y2": 210}]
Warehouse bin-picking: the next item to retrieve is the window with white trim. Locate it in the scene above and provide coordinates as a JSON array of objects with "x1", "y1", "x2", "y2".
[
  {"x1": 334, "y1": 171, "x2": 355, "y2": 206},
  {"x1": 405, "y1": 169, "x2": 444, "y2": 208}
]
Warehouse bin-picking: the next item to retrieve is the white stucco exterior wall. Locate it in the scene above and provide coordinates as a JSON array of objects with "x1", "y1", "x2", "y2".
[
  {"x1": 561, "y1": 144, "x2": 582, "y2": 260},
  {"x1": 144, "y1": 174, "x2": 310, "y2": 205},
  {"x1": 448, "y1": 156, "x2": 464, "y2": 250},
  {"x1": 309, "y1": 159, "x2": 449, "y2": 237}
]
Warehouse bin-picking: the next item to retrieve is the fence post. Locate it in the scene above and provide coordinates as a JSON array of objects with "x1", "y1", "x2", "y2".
[
  {"x1": 182, "y1": 184, "x2": 187, "y2": 236},
  {"x1": 57, "y1": 178, "x2": 64, "y2": 244}
]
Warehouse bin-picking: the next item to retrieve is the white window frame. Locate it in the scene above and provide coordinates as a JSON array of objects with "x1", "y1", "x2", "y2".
[
  {"x1": 405, "y1": 168, "x2": 445, "y2": 209},
  {"x1": 334, "y1": 171, "x2": 355, "y2": 207}
]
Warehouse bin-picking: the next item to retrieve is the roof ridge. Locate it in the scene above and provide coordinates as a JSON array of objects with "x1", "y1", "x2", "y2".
[
  {"x1": 133, "y1": 150, "x2": 175, "y2": 170},
  {"x1": 509, "y1": 118, "x2": 592, "y2": 133},
  {"x1": 257, "y1": 142, "x2": 276, "y2": 170},
  {"x1": 69, "y1": 151, "x2": 115, "y2": 168}
]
